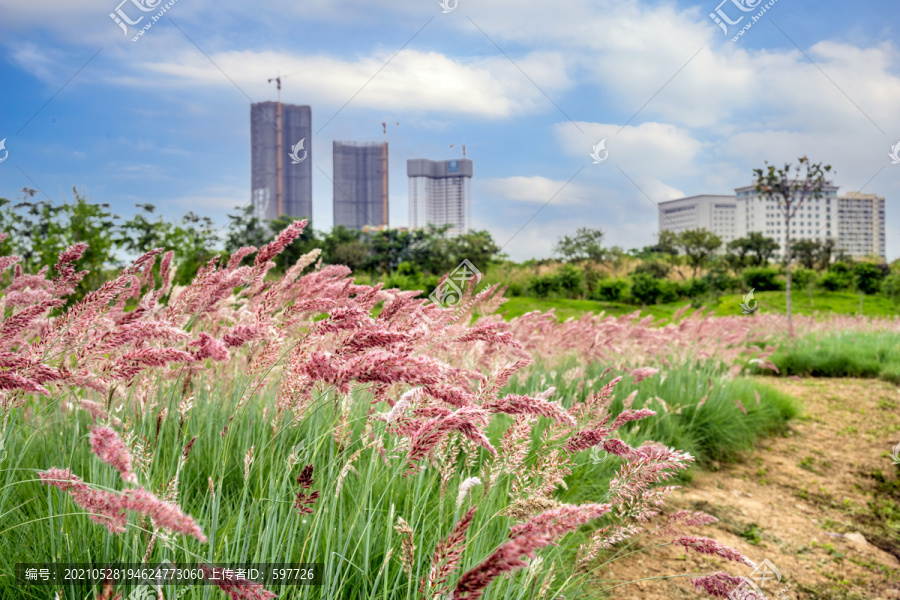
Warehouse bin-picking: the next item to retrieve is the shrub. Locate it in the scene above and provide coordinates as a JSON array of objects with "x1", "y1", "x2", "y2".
[
  {"x1": 853, "y1": 262, "x2": 885, "y2": 295},
  {"x1": 791, "y1": 268, "x2": 817, "y2": 289},
  {"x1": 829, "y1": 261, "x2": 851, "y2": 273},
  {"x1": 681, "y1": 278, "x2": 710, "y2": 298},
  {"x1": 631, "y1": 261, "x2": 671, "y2": 279},
  {"x1": 630, "y1": 273, "x2": 662, "y2": 305},
  {"x1": 592, "y1": 278, "x2": 628, "y2": 302},
  {"x1": 582, "y1": 264, "x2": 603, "y2": 296},
  {"x1": 556, "y1": 263, "x2": 585, "y2": 297},
  {"x1": 705, "y1": 268, "x2": 742, "y2": 293},
  {"x1": 883, "y1": 273, "x2": 900, "y2": 305},
  {"x1": 742, "y1": 267, "x2": 782, "y2": 292},
  {"x1": 817, "y1": 272, "x2": 843, "y2": 291},
  {"x1": 528, "y1": 273, "x2": 561, "y2": 297},
  {"x1": 657, "y1": 279, "x2": 681, "y2": 303},
  {"x1": 506, "y1": 281, "x2": 525, "y2": 297}
]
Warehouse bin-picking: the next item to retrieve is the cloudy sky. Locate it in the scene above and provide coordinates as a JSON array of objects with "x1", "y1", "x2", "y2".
[{"x1": 1, "y1": 0, "x2": 898, "y2": 260}]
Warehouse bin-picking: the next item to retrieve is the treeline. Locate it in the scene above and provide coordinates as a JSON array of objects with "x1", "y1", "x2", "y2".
[
  {"x1": 514, "y1": 227, "x2": 900, "y2": 306},
  {"x1": 0, "y1": 189, "x2": 504, "y2": 300}
]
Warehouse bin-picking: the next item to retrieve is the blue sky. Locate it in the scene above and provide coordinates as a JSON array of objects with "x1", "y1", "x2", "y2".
[{"x1": 1, "y1": 0, "x2": 898, "y2": 261}]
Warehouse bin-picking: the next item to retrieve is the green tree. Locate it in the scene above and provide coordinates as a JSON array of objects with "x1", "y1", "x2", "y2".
[
  {"x1": 754, "y1": 157, "x2": 832, "y2": 338},
  {"x1": 405, "y1": 226, "x2": 452, "y2": 275},
  {"x1": 791, "y1": 239, "x2": 820, "y2": 270},
  {"x1": 320, "y1": 225, "x2": 368, "y2": 272},
  {"x1": 7, "y1": 189, "x2": 119, "y2": 299},
  {"x1": 630, "y1": 272, "x2": 662, "y2": 305},
  {"x1": 555, "y1": 263, "x2": 584, "y2": 298},
  {"x1": 817, "y1": 238, "x2": 836, "y2": 270},
  {"x1": 118, "y1": 203, "x2": 168, "y2": 255},
  {"x1": 883, "y1": 273, "x2": 900, "y2": 306},
  {"x1": 652, "y1": 230, "x2": 680, "y2": 256},
  {"x1": 64, "y1": 190, "x2": 120, "y2": 294},
  {"x1": 368, "y1": 228, "x2": 420, "y2": 275},
  {"x1": 725, "y1": 237, "x2": 752, "y2": 270},
  {"x1": 554, "y1": 228, "x2": 605, "y2": 263},
  {"x1": 446, "y1": 230, "x2": 503, "y2": 274},
  {"x1": 9, "y1": 198, "x2": 67, "y2": 271},
  {"x1": 632, "y1": 262, "x2": 670, "y2": 279},
  {"x1": 853, "y1": 262, "x2": 885, "y2": 295},
  {"x1": 225, "y1": 204, "x2": 271, "y2": 254},
  {"x1": 744, "y1": 232, "x2": 780, "y2": 267},
  {"x1": 164, "y1": 212, "x2": 220, "y2": 285},
  {"x1": 677, "y1": 229, "x2": 722, "y2": 278}
]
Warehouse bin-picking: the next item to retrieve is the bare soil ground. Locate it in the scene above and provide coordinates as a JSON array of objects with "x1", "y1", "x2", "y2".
[{"x1": 601, "y1": 377, "x2": 900, "y2": 600}]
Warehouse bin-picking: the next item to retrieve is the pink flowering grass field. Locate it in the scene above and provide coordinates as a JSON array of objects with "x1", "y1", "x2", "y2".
[{"x1": 0, "y1": 223, "x2": 827, "y2": 600}]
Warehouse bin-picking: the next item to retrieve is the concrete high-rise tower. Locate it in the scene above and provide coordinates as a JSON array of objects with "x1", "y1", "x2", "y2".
[
  {"x1": 250, "y1": 102, "x2": 312, "y2": 221},
  {"x1": 407, "y1": 158, "x2": 473, "y2": 236},
  {"x1": 333, "y1": 141, "x2": 386, "y2": 230}
]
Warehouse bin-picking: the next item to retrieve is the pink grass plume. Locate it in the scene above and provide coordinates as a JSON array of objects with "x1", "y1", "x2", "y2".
[
  {"x1": 90, "y1": 427, "x2": 137, "y2": 484},
  {"x1": 673, "y1": 536, "x2": 754, "y2": 566}
]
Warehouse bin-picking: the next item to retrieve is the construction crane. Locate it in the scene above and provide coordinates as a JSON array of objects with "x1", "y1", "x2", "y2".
[
  {"x1": 450, "y1": 143, "x2": 467, "y2": 158},
  {"x1": 381, "y1": 121, "x2": 399, "y2": 228},
  {"x1": 266, "y1": 70, "x2": 309, "y2": 217},
  {"x1": 267, "y1": 73, "x2": 285, "y2": 217}
]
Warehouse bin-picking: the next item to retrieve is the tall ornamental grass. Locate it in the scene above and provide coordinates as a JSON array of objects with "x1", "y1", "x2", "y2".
[
  {"x1": 0, "y1": 225, "x2": 786, "y2": 599},
  {"x1": 757, "y1": 331, "x2": 900, "y2": 383}
]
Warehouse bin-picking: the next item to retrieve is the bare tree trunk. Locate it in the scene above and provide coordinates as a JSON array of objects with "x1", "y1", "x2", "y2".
[{"x1": 785, "y1": 212, "x2": 793, "y2": 339}]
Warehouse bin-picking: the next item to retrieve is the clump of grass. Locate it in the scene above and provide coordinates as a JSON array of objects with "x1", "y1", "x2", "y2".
[
  {"x1": 762, "y1": 331, "x2": 900, "y2": 382},
  {"x1": 738, "y1": 523, "x2": 763, "y2": 545},
  {"x1": 504, "y1": 360, "x2": 798, "y2": 506}
]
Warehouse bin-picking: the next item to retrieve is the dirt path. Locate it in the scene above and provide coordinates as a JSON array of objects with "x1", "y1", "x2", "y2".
[{"x1": 603, "y1": 377, "x2": 900, "y2": 600}]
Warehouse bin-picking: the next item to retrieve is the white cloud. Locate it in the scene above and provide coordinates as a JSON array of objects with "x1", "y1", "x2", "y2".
[
  {"x1": 481, "y1": 176, "x2": 591, "y2": 206},
  {"x1": 554, "y1": 121, "x2": 705, "y2": 178},
  {"x1": 109, "y1": 48, "x2": 573, "y2": 119}
]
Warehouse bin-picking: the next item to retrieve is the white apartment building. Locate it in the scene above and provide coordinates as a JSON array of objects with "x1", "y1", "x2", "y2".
[
  {"x1": 657, "y1": 195, "x2": 739, "y2": 243},
  {"x1": 659, "y1": 182, "x2": 885, "y2": 260},
  {"x1": 734, "y1": 181, "x2": 840, "y2": 255},
  {"x1": 407, "y1": 158, "x2": 473, "y2": 236},
  {"x1": 837, "y1": 192, "x2": 886, "y2": 259}
]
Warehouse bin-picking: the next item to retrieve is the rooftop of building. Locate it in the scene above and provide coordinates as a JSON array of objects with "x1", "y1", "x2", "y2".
[
  {"x1": 658, "y1": 194, "x2": 736, "y2": 206},
  {"x1": 839, "y1": 192, "x2": 884, "y2": 200},
  {"x1": 333, "y1": 141, "x2": 382, "y2": 148}
]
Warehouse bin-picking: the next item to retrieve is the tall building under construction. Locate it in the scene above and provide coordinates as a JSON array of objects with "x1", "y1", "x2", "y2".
[
  {"x1": 250, "y1": 102, "x2": 312, "y2": 221},
  {"x1": 333, "y1": 141, "x2": 388, "y2": 230},
  {"x1": 408, "y1": 158, "x2": 473, "y2": 236}
]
